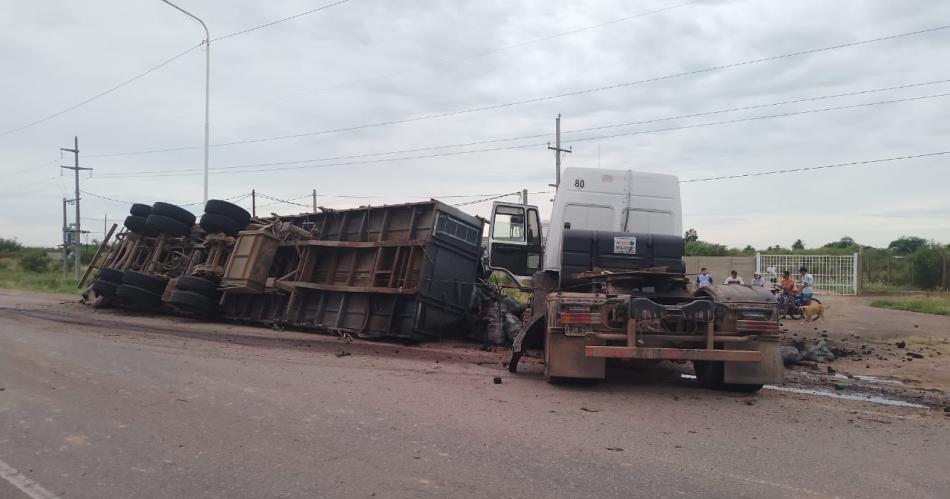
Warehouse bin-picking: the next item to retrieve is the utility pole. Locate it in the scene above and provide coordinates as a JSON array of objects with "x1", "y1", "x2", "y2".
[
  {"x1": 60, "y1": 136, "x2": 91, "y2": 280},
  {"x1": 547, "y1": 114, "x2": 571, "y2": 187},
  {"x1": 312, "y1": 189, "x2": 317, "y2": 212},
  {"x1": 251, "y1": 189, "x2": 256, "y2": 217},
  {"x1": 521, "y1": 189, "x2": 528, "y2": 205},
  {"x1": 62, "y1": 198, "x2": 68, "y2": 278}
]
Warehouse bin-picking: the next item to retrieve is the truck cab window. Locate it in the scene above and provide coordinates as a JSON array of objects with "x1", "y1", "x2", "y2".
[
  {"x1": 526, "y1": 208, "x2": 540, "y2": 246},
  {"x1": 492, "y1": 206, "x2": 526, "y2": 242}
]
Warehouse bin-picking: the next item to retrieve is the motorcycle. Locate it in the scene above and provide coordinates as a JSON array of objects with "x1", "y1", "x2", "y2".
[{"x1": 776, "y1": 289, "x2": 821, "y2": 320}]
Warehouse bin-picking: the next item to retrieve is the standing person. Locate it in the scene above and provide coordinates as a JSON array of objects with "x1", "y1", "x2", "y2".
[
  {"x1": 696, "y1": 267, "x2": 713, "y2": 288},
  {"x1": 799, "y1": 266, "x2": 815, "y2": 302},
  {"x1": 751, "y1": 272, "x2": 766, "y2": 287},
  {"x1": 724, "y1": 270, "x2": 744, "y2": 285}
]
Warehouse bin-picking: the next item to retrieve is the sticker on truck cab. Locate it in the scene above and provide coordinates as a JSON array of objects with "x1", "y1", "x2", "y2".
[{"x1": 613, "y1": 236, "x2": 637, "y2": 254}]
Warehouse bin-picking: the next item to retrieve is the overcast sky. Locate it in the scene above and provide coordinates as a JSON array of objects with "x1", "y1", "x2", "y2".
[{"x1": 1, "y1": 0, "x2": 948, "y2": 249}]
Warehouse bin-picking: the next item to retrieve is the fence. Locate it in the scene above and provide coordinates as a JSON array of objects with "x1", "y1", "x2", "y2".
[{"x1": 756, "y1": 253, "x2": 859, "y2": 295}]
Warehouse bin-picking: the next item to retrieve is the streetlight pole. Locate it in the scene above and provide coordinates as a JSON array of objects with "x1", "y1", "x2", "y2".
[{"x1": 159, "y1": 0, "x2": 210, "y2": 205}]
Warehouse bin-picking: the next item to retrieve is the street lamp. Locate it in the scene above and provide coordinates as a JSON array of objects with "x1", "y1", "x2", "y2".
[{"x1": 159, "y1": 0, "x2": 210, "y2": 205}]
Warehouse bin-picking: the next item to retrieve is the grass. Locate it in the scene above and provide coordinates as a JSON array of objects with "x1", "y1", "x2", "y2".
[
  {"x1": 870, "y1": 294, "x2": 950, "y2": 316},
  {"x1": 0, "y1": 256, "x2": 84, "y2": 295}
]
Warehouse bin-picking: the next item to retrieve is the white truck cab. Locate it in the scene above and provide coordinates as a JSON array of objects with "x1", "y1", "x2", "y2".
[
  {"x1": 487, "y1": 167, "x2": 682, "y2": 281},
  {"x1": 544, "y1": 167, "x2": 682, "y2": 271}
]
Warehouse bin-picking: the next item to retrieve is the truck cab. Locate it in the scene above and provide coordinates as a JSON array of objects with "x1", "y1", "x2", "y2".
[{"x1": 487, "y1": 167, "x2": 782, "y2": 392}]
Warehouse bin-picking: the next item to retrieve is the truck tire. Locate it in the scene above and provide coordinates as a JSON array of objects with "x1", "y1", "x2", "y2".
[
  {"x1": 90, "y1": 279, "x2": 118, "y2": 297},
  {"x1": 175, "y1": 275, "x2": 218, "y2": 296},
  {"x1": 116, "y1": 284, "x2": 162, "y2": 308},
  {"x1": 97, "y1": 267, "x2": 124, "y2": 284},
  {"x1": 205, "y1": 199, "x2": 251, "y2": 228},
  {"x1": 199, "y1": 212, "x2": 241, "y2": 237},
  {"x1": 122, "y1": 270, "x2": 168, "y2": 295},
  {"x1": 145, "y1": 214, "x2": 191, "y2": 237},
  {"x1": 693, "y1": 361, "x2": 763, "y2": 393},
  {"x1": 151, "y1": 202, "x2": 196, "y2": 227},
  {"x1": 129, "y1": 203, "x2": 152, "y2": 217},
  {"x1": 169, "y1": 289, "x2": 216, "y2": 314},
  {"x1": 124, "y1": 215, "x2": 148, "y2": 234}
]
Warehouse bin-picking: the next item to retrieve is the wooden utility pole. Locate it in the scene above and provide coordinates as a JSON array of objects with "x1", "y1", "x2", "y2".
[
  {"x1": 547, "y1": 114, "x2": 571, "y2": 187},
  {"x1": 60, "y1": 136, "x2": 91, "y2": 281}
]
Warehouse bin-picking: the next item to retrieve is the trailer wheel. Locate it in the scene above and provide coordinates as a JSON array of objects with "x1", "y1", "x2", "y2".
[
  {"x1": 90, "y1": 279, "x2": 118, "y2": 297},
  {"x1": 151, "y1": 202, "x2": 196, "y2": 227},
  {"x1": 199, "y1": 212, "x2": 242, "y2": 237},
  {"x1": 205, "y1": 199, "x2": 251, "y2": 227},
  {"x1": 116, "y1": 284, "x2": 162, "y2": 309},
  {"x1": 129, "y1": 203, "x2": 152, "y2": 217},
  {"x1": 175, "y1": 275, "x2": 218, "y2": 296},
  {"x1": 96, "y1": 267, "x2": 124, "y2": 284},
  {"x1": 124, "y1": 215, "x2": 148, "y2": 234},
  {"x1": 169, "y1": 289, "x2": 216, "y2": 314},
  {"x1": 122, "y1": 270, "x2": 168, "y2": 295},
  {"x1": 693, "y1": 361, "x2": 763, "y2": 393},
  {"x1": 145, "y1": 214, "x2": 191, "y2": 237}
]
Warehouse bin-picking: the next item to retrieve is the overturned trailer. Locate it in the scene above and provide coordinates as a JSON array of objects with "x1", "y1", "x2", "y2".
[{"x1": 219, "y1": 200, "x2": 485, "y2": 341}]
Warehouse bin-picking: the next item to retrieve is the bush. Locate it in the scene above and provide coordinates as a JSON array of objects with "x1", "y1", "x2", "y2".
[
  {"x1": 910, "y1": 245, "x2": 944, "y2": 290},
  {"x1": 19, "y1": 252, "x2": 49, "y2": 273},
  {"x1": 0, "y1": 237, "x2": 23, "y2": 255}
]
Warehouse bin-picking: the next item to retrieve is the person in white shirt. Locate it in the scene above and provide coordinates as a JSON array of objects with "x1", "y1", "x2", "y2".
[
  {"x1": 798, "y1": 266, "x2": 815, "y2": 301},
  {"x1": 751, "y1": 272, "x2": 766, "y2": 287},
  {"x1": 696, "y1": 267, "x2": 713, "y2": 288},
  {"x1": 724, "y1": 270, "x2": 744, "y2": 285}
]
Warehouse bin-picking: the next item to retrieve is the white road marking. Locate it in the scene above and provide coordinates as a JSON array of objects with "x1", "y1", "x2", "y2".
[{"x1": 0, "y1": 458, "x2": 60, "y2": 499}]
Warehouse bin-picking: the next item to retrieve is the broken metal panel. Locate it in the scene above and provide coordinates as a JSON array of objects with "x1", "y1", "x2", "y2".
[{"x1": 220, "y1": 200, "x2": 484, "y2": 341}]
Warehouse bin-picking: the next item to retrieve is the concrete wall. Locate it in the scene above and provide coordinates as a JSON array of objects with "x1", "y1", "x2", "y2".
[{"x1": 684, "y1": 256, "x2": 756, "y2": 285}]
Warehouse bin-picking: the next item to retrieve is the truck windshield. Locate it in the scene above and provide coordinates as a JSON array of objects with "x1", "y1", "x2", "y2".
[{"x1": 492, "y1": 206, "x2": 525, "y2": 242}]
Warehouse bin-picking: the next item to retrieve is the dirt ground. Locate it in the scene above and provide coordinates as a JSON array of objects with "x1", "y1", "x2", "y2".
[
  {"x1": 781, "y1": 294, "x2": 950, "y2": 395},
  {"x1": 2, "y1": 288, "x2": 949, "y2": 408}
]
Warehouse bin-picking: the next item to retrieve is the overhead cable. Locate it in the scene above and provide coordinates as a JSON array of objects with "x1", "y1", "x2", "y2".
[
  {"x1": 0, "y1": 43, "x2": 202, "y2": 139},
  {"x1": 85, "y1": 24, "x2": 950, "y2": 157}
]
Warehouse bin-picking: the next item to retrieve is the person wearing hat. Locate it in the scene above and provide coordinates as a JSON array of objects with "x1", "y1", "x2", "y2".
[{"x1": 751, "y1": 272, "x2": 766, "y2": 288}]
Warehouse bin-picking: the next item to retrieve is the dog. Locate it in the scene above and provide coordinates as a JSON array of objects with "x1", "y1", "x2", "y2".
[{"x1": 801, "y1": 302, "x2": 830, "y2": 322}]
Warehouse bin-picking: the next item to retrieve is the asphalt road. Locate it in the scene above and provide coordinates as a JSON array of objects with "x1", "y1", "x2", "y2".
[{"x1": 1, "y1": 291, "x2": 948, "y2": 498}]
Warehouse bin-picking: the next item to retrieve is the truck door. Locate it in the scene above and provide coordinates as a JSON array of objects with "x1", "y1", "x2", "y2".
[{"x1": 487, "y1": 202, "x2": 543, "y2": 280}]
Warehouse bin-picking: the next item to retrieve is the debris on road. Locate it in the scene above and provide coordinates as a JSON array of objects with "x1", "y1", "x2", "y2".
[
  {"x1": 336, "y1": 351, "x2": 351, "y2": 358},
  {"x1": 580, "y1": 407, "x2": 600, "y2": 413},
  {"x1": 493, "y1": 376, "x2": 502, "y2": 384}
]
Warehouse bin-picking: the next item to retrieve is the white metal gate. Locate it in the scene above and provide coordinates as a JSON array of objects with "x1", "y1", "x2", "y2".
[{"x1": 756, "y1": 253, "x2": 859, "y2": 295}]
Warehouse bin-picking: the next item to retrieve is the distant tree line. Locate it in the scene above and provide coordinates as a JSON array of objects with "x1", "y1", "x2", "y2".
[{"x1": 683, "y1": 231, "x2": 948, "y2": 290}]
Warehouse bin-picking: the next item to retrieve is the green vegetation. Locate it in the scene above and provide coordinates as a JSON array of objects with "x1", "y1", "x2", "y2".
[
  {"x1": 0, "y1": 237, "x2": 90, "y2": 295},
  {"x1": 870, "y1": 294, "x2": 950, "y2": 316},
  {"x1": 683, "y1": 230, "x2": 949, "y2": 292}
]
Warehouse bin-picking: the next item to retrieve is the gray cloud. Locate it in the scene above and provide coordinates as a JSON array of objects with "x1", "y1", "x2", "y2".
[{"x1": 1, "y1": 0, "x2": 948, "y2": 249}]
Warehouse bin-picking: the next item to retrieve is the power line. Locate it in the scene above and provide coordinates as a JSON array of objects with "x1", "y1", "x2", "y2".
[
  {"x1": 72, "y1": 0, "x2": 699, "y2": 141},
  {"x1": 0, "y1": 43, "x2": 202, "y2": 139},
  {"x1": 680, "y1": 151, "x2": 950, "y2": 183},
  {"x1": 211, "y1": 0, "x2": 352, "y2": 42},
  {"x1": 93, "y1": 90, "x2": 950, "y2": 179},
  {"x1": 268, "y1": 0, "x2": 703, "y2": 99},
  {"x1": 90, "y1": 78, "x2": 950, "y2": 177},
  {"x1": 80, "y1": 189, "x2": 248, "y2": 207},
  {"x1": 85, "y1": 24, "x2": 950, "y2": 158}
]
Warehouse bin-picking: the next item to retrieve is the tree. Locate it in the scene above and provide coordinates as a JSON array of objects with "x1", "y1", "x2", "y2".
[
  {"x1": 685, "y1": 240, "x2": 731, "y2": 256},
  {"x1": 910, "y1": 244, "x2": 942, "y2": 289},
  {"x1": 823, "y1": 236, "x2": 856, "y2": 249},
  {"x1": 742, "y1": 245, "x2": 755, "y2": 254},
  {"x1": 792, "y1": 239, "x2": 805, "y2": 250},
  {"x1": 888, "y1": 236, "x2": 927, "y2": 256},
  {"x1": 684, "y1": 228, "x2": 698, "y2": 243},
  {"x1": 19, "y1": 252, "x2": 48, "y2": 273}
]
